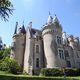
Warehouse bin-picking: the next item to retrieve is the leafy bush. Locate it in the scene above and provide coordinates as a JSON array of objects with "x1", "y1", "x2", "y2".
[
  {"x1": 40, "y1": 68, "x2": 80, "y2": 76},
  {"x1": 65, "y1": 68, "x2": 77, "y2": 76},
  {"x1": 0, "y1": 60, "x2": 9, "y2": 71},
  {"x1": 0, "y1": 50, "x2": 4, "y2": 60},
  {"x1": 0, "y1": 48, "x2": 11, "y2": 60},
  {"x1": 0, "y1": 57, "x2": 21, "y2": 74},
  {"x1": 2, "y1": 48, "x2": 11, "y2": 58},
  {"x1": 40, "y1": 68, "x2": 63, "y2": 76}
]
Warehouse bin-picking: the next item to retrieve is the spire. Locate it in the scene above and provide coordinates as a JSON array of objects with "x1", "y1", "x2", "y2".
[
  {"x1": 53, "y1": 14, "x2": 59, "y2": 23},
  {"x1": 21, "y1": 24, "x2": 26, "y2": 33},
  {"x1": 28, "y1": 21, "x2": 32, "y2": 30},
  {"x1": 14, "y1": 22, "x2": 18, "y2": 34},
  {"x1": 47, "y1": 12, "x2": 53, "y2": 24}
]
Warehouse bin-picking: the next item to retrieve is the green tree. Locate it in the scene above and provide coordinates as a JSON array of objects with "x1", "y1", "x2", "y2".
[
  {"x1": 0, "y1": 50, "x2": 4, "y2": 60},
  {"x1": 0, "y1": 47, "x2": 11, "y2": 60},
  {"x1": 0, "y1": 0, "x2": 13, "y2": 21},
  {"x1": 2, "y1": 48, "x2": 11, "y2": 58},
  {"x1": 0, "y1": 57, "x2": 21, "y2": 74}
]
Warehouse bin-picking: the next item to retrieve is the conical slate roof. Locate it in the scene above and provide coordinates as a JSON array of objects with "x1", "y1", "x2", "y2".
[
  {"x1": 53, "y1": 15, "x2": 59, "y2": 23},
  {"x1": 21, "y1": 25, "x2": 26, "y2": 33},
  {"x1": 14, "y1": 22, "x2": 18, "y2": 34},
  {"x1": 47, "y1": 13, "x2": 53, "y2": 24}
]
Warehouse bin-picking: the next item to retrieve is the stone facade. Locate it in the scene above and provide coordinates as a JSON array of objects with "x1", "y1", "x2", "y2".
[{"x1": 11, "y1": 14, "x2": 80, "y2": 75}]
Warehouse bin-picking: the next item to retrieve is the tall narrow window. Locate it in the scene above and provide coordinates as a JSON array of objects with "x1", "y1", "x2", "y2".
[
  {"x1": 35, "y1": 45, "x2": 39, "y2": 53},
  {"x1": 56, "y1": 36, "x2": 62, "y2": 44},
  {"x1": 36, "y1": 58, "x2": 39, "y2": 68},
  {"x1": 58, "y1": 49, "x2": 64, "y2": 59}
]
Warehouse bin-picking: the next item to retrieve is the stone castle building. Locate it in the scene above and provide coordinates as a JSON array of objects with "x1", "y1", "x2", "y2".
[{"x1": 11, "y1": 14, "x2": 80, "y2": 74}]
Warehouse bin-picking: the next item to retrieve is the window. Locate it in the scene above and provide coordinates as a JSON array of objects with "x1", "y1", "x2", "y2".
[
  {"x1": 35, "y1": 45, "x2": 39, "y2": 53},
  {"x1": 36, "y1": 58, "x2": 39, "y2": 68},
  {"x1": 56, "y1": 36, "x2": 62, "y2": 44},
  {"x1": 58, "y1": 49, "x2": 64, "y2": 59},
  {"x1": 53, "y1": 29, "x2": 57, "y2": 32},
  {"x1": 65, "y1": 50, "x2": 69, "y2": 57},
  {"x1": 66, "y1": 61, "x2": 71, "y2": 67}
]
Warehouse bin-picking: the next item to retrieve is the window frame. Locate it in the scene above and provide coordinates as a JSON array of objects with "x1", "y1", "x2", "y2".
[
  {"x1": 36, "y1": 58, "x2": 39, "y2": 68},
  {"x1": 58, "y1": 48, "x2": 64, "y2": 59},
  {"x1": 56, "y1": 35, "x2": 62, "y2": 45},
  {"x1": 35, "y1": 44, "x2": 40, "y2": 53}
]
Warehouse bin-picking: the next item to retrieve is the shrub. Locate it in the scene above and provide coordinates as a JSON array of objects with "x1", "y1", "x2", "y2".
[
  {"x1": 0, "y1": 60, "x2": 9, "y2": 71},
  {"x1": 40, "y1": 68, "x2": 80, "y2": 76},
  {"x1": 0, "y1": 57, "x2": 21, "y2": 74},
  {"x1": 65, "y1": 68, "x2": 77, "y2": 76},
  {"x1": 0, "y1": 48, "x2": 11, "y2": 60},
  {"x1": 8, "y1": 58, "x2": 21, "y2": 74},
  {"x1": 40, "y1": 68, "x2": 63, "y2": 76}
]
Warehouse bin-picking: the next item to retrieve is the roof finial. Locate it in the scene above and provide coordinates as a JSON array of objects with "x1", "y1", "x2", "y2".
[
  {"x1": 23, "y1": 20, "x2": 24, "y2": 25},
  {"x1": 53, "y1": 14, "x2": 59, "y2": 23},
  {"x1": 47, "y1": 12, "x2": 53, "y2": 24},
  {"x1": 55, "y1": 14, "x2": 56, "y2": 16},
  {"x1": 14, "y1": 22, "x2": 18, "y2": 34},
  {"x1": 28, "y1": 21, "x2": 32, "y2": 30},
  {"x1": 49, "y1": 11, "x2": 51, "y2": 15}
]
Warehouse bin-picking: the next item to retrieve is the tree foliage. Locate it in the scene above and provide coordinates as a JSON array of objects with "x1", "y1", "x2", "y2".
[
  {"x1": 0, "y1": 48, "x2": 11, "y2": 60},
  {"x1": 0, "y1": 57, "x2": 21, "y2": 74},
  {"x1": 0, "y1": 0, "x2": 13, "y2": 21}
]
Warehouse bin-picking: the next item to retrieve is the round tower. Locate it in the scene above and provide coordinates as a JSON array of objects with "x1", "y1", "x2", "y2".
[
  {"x1": 42, "y1": 14, "x2": 62, "y2": 68},
  {"x1": 11, "y1": 22, "x2": 26, "y2": 69}
]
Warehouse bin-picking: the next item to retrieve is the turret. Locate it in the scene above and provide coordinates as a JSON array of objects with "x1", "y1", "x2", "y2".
[
  {"x1": 53, "y1": 14, "x2": 59, "y2": 23},
  {"x1": 24, "y1": 22, "x2": 34, "y2": 74},
  {"x1": 10, "y1": 22, "x2": 26, "y2": 70},
  {"x1": 42, "y1": 14, "x2": 65, "y2": 68},
  {"x1": 47, "y1": 12, "x2": 53, "y2": 24}
]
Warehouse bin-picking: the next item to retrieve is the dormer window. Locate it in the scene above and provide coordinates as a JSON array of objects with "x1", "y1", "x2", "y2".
[{"x1": 56, "y1": 36, "x2": 62, "y2": 44}]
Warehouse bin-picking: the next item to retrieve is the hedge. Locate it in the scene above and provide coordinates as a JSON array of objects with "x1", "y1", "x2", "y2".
[{"x1": 40, "y1": 68, "x2": 80, "y2": 76}]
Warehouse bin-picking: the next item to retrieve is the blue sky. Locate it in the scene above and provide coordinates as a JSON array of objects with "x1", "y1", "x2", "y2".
[{"x1": 0, "y1": 0, "x2": 80, "y2": 46}]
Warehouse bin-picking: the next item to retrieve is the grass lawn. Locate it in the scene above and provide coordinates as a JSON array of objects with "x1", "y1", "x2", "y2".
[{"x1": 0, "y1": 71, "x2": 80, "y2": 80}]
